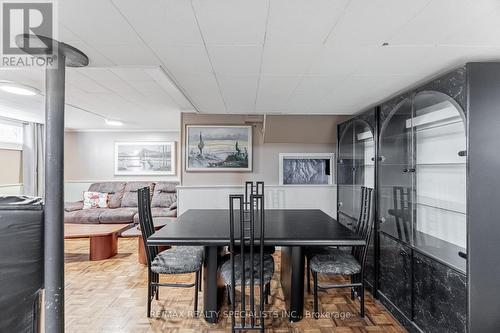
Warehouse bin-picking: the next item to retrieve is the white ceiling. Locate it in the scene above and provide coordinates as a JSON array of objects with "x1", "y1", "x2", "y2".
[{"x1": 3, "y1": 0, "x2": 500, "y2": 129}]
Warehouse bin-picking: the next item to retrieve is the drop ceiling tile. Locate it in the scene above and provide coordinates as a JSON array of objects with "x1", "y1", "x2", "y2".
[
  {"x1": 59, "y1": 0, "x2": 141, "y2": 44},
  {"x1": 155, "y1": 44, "x2": 213, "y2": 75},
  {"x1": 92, "y1": 43, "x2": 158, "y2": 66},
  {"x1": 174, "y1": 73, "x2": 225, "y2": 112},
  {"x1": 308, "y1": 43, "x2": 371, "y2": 76},
  {"x1": 71, "y1": 79, "x2": 111, "y2": 94},
  {"x1": 112, "y1": 0, "x2": 203, "y2": 44},
  {"x1": 256, "y1": 76, "x2": 301, "y2": 110},
  {"x1": 218, "y1": 75, "x2": 259, "y2": 110},
  {"x1": 192, "y1": 0, "x2": 268, "y2": 43},
  {"x1": 261, "y1": 44, "x2": 323, "y2": 75},
  {"x1": 99, "y1": 79, "x2": 137, "y2": 94},
  {"x1": 77, "y1": 68, "x2": 121, "y2": 81},
  {"x1": 110, "y1": 68, "x2": 153, "y2": 81},
  {"x1": 267, "y1": 0, "x2": 348, "y2": 44},
  {"x1": 207, "y1": 44, "x2": 262, "y2": 75},
  {"x1": 352, "y1": 45, "x2": 434, "y2": 76},
  {"x1": 329, "y1": 0, "x2": 431, "y2": 46}
]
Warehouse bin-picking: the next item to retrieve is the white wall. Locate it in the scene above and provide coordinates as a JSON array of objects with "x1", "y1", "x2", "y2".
[{"x1": 64, "y1": 130, "x2": 181, "y2": 201}]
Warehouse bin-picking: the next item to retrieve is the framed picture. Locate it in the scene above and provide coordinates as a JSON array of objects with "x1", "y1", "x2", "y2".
[
  {"x1": 114, "y1": 141, "x2": 176, "y2": 175},
  {"x1": 279, "y1": 153, "x2": 335, "y2": 185},
  {"x1": 185, "y1": 125, "x2": 252, "y2": 172}
]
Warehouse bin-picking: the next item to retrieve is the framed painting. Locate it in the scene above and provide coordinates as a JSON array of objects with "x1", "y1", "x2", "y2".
[
  {"x1": 185, "y1": 125, "x2": 252, "y2": 172},
  {"x1": 114, "y1": 141, "x2": 176, "y2": 175},
  {"x1": 279, "y1": 153, "x2": 335, "y2": 185}
]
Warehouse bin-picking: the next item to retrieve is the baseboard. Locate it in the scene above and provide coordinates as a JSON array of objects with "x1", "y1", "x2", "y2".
[{"x1": 378, "y1": 291, "x2": 423, "y2": 333}]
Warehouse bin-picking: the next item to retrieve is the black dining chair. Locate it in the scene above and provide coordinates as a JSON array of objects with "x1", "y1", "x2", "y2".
[
  {"x1": 137, "y1": 187, "x2": 204, "y2": 318},
  {"x1": 219, "y1": 194, "x2": 274, "y2": 333},
  {"x1": 308, "y1": 186, "x2": 374, "y2": 318},
  {"x1": 244, "y1": 181, "x2": 275, "y2": 255}
]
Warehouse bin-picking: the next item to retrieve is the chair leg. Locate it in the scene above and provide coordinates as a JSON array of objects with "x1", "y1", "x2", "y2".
[
  {"x1": 350, "y1": 275, "x2": 355, "y2": 300},
  {"x1": 155, "y1": 273, "x2": 159, "y2": 300},
  {"x1": 194, "y1": 270, "x2": 199, "y2": 316},
  {"x1": 360, "y1": 272, "x2": 365, "y2": 317},
  {"x1": 306, "y1": 256, "x2": 311, "y2": 293},
  {"x1": 313, "y1": 271, "x2": 319, "y2": 319},
  {"x1": 147, "y1": 270, "x2": 152, "y2": 318},
  {"x1": 198, "y1": 266, "x2": 203, "y2": 292}
]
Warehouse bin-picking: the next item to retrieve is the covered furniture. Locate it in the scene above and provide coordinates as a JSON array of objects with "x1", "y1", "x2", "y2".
[
  {"x1": 137, "y1": 187, "x2": 204, "y2": 318},
  {"x1": 64, "y1": 181, "x2": 178, "y2": 225},
  {"x1": 0, "y1": 196, "x2": 44, "y2": 333}
]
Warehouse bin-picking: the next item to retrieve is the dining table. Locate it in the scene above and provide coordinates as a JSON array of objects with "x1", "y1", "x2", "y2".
[{"x1": 147, "y1": 209, "x2": 365, "y2": 323}]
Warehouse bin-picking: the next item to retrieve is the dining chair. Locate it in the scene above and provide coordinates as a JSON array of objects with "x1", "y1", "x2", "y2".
[
  {"x1": 137, "y1": 187, "x2": 204, "y2": 318},
  {"x1": 244, "y1": 181, "x2": 275, "y2": 255},
  {"x1": 219, "y1": 194, "x2": 274, "y2": 333},
  {"x1": 308, "y1": 186, "x2": 374, "y2": 318}
]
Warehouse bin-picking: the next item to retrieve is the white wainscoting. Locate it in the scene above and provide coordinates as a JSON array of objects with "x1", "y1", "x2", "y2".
[
  {"x1": 177, "y1": 185, "x2": 337, "y2": 217},
  {"x1": 0, "y1": 184, "x2": 23, "y2": 195}
]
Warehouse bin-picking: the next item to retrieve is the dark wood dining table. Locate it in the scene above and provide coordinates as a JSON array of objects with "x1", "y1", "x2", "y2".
[{"x1": 147, "y1": 209, "x2": 364, "y2": 323}]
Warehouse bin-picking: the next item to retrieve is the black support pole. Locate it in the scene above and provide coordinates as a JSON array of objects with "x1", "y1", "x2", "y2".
[
  {"x1": 44, "y1": 49, "x2": 66, "y2": 333},
  {"x1": 15, "y1": 34, "x2": 88, "y2": 333}
]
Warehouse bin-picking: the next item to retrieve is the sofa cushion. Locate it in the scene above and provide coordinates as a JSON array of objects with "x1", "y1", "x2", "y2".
[
  {"x1": 99, "y1": 208, "x2": 137, "y2": 224},
  {"x1": 133, "y1": 207, "x2": 177, "y2": 223},
  {"x1": 88, "y1": 182, "x2": 126, "y2": 208},
  {"x1": 65, "y1": 201, "x2": 83, "y2": 212},
  {"x1": 121, "y1": 182, "x2": 155, "y2": 208},
  {"x1": 151, "y1": 182, "x2": 178, "y2": 208},
  {"x1": 65, "y1": 209, "x2": 107, "y2": 224}
]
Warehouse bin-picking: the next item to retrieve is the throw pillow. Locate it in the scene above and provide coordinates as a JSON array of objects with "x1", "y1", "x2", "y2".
[{"x1": 83, "y1": 191, "x2": 109, "y2": 209}]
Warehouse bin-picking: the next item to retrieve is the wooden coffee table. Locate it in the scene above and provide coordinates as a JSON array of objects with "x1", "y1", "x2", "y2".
[{"x1": 64, "y1": 223, "x2": 132, "y2": 261}]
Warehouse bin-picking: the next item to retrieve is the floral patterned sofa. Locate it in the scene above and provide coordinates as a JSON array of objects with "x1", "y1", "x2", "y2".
[{"x1": 64, "y1": 181, "x2": 177, "y2": 224}]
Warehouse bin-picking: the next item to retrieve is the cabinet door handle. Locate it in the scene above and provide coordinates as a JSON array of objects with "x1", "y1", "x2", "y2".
[
  {"x1": 399, "y1": 250, "x2": 408, "y2": 257},
  {"x1": 415, "y1": 259, "x2": 422, "y2": 264},
  {"x1": 403, "y1": 168, "x2": 409, "y2": 173},
  {"x1": 409, "y1": 168, "x2": 416, "y2": 173},
  {"x1": 458, "y1": 150, "x2": 467, "y2": 157},
  {"x1": 458, "y1": 251, "x2": 467, "y2": 259}
]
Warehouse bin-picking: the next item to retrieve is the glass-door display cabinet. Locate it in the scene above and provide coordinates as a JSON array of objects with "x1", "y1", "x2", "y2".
[
  {"x1": 337, "y1": 109, "x2": 376, "y2": 288},
  {"x1": 339, "y1": 63, "x2": 500, "y2": 333},
  {"x1": 378, "y1": 68, "x2": 467, "y2": 333}
]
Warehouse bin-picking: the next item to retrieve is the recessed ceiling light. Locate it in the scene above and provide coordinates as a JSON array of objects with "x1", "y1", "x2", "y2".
[
  {"x1": 0, "y1": 81, "x2": 39, "y2": 96},
  {"x1": 104, "y1": 119, "x2": 124, "y2": 126}
]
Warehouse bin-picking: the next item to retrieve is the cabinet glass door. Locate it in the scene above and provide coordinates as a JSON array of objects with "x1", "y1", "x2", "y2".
[
  {"x1": 413, "y1": 91, "x2": 467, "y2": 273},
  {"x1": 337, "y1": 123, "x2": 355, "y2": 225},
  {"x1": 353, "y1": 119, "x2": 375, "y2": 219},
  {"x1": 378, "y1": 98, "x2": 413, "y2": 244}
]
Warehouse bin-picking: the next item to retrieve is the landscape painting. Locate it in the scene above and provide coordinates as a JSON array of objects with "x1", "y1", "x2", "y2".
[
  {"x1": 186, "y1": 125, "x2": 252, "y2": 171},
  {"x1": 279, "y1": 153, "x2": 334, "y2": 185},
  {"x1": 115, "y1": 142, "x2": 175, "y2": 175}
]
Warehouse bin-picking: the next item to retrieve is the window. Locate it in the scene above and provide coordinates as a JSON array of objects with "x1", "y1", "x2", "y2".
[{"x1": 0, "y1": 120, "x2": 23, "y2": 150}]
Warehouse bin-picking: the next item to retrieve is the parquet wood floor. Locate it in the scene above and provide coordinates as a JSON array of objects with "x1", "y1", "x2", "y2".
[{"x1": 64, "y1": 238, "x2": 406, "y2": 333}]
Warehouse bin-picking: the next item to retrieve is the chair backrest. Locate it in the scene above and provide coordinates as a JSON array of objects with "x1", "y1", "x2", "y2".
[
  {"x1": 228, "y1": 193, "x2": 265, "y2": 330},
  {"x1": 245, "y1": 181, "x2": 264, "y2": 211},
  {"x1": 393, "y1": 186, "x2": 411, "y2": 241},
  {"x1": 353, "y1": 186, "x2": 374, "y2": 267},
  {"x1": 137, "y1": 187, "x2": 158, "y2": 267}
]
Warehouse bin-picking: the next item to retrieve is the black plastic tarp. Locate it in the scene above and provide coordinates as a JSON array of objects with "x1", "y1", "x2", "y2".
[{"x1": 0, "y1": 196, "x2": 44, "y2": 333}]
